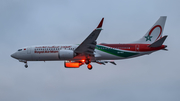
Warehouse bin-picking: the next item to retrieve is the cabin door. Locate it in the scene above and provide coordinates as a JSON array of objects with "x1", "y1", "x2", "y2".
[{"x1": 135, "y1": 45, "x2": 139, "y2": 51}]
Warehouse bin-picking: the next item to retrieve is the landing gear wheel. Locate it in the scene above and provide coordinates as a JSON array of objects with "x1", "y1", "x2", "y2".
[
  {"x1": 85, "y1": 59, "x2": 90, "y2": 64},
  {"x1": 87, "y1": 64, "x2": 92, "y2": 70},
  {"x1": 25, "y1": 64, "x2": 28, "y2": 68},
  {"x1": 24, "y1": 62, "x2": 28, "y2": 68}
]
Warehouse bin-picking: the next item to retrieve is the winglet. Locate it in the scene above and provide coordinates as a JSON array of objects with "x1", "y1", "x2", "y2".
[{"x1": 97, "y1": 18, "x2": 104, "y2": 28}]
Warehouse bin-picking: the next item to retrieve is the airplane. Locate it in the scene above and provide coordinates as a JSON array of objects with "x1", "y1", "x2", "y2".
[{"x1": 11, "y1": 16, "x2": 168, "y2": 70}]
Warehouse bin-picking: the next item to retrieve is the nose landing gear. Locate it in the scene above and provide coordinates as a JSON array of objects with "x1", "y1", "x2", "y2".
[
  {"x1": 18, "y1": 60, "x2": 28, "y2": 68},
  {"x1": 24, "y1": 62, "x2": 28, "y2": 68}
]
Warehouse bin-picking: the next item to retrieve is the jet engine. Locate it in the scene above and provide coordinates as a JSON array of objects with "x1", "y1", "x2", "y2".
[
  {"x1": 64, "y1": 61, "x2": 84, "y2": 68},
  {"x1": 58, "y1": 50, "x2": 75, "y2": 60}
]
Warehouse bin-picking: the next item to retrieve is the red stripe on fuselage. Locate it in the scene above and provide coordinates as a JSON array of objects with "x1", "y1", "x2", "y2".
[{"x1": 99, "y1": 43, "x2": 165, "y2": 52}]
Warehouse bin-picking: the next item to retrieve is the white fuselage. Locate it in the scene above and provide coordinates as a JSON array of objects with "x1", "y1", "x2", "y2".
[{"x1": 11, "y1": 44, "x2": 151, "y2": 62}]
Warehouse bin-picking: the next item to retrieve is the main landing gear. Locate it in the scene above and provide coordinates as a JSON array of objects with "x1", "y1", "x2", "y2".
[
  {"x1": 87, "y1": 64, "x2": 92, "y2": 70},
  {"x1": 85, "y1": 59, "x2": 93, "y2": 70}
]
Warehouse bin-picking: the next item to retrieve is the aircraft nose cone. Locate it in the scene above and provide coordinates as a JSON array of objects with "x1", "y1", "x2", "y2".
[{"x1": 11, "y1": 53, "x2": 18, "y2": 59}]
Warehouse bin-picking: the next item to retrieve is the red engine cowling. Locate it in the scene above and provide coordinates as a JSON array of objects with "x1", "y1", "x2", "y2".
[{"x1": 64, "y1": 61, "x2": 83, "y2": 68}]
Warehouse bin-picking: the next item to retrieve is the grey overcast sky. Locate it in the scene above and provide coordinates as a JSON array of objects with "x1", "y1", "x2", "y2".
[{"x1": 1, "y1": 0, "x2": 180, "y2": 101}]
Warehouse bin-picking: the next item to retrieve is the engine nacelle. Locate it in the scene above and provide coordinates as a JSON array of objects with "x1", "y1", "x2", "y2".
[
  {"x1": 64, "y1": 61, "x2": 83, "y2": 68},
  {"x1": 58, "y1": 50, "x2": 75, "y2": 60}
]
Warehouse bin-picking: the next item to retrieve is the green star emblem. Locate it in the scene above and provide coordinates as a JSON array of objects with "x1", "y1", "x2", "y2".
[{"x1": 145, "y1": 35, "x2": 153, "y2": 41}]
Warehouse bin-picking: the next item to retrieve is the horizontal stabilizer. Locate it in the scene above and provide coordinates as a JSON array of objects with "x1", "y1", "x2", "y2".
[
  {"x1": 162, "y1": 48, "x2": 168, "y2": 51},
  {"x1": 94, "y1": 60, "x2": 116, "y2": 65},
  {"x1": 109, "y1": 61, "x2": 117, "y2": 65},
  {"x1": 148, "y1": 35, "x2": 167, "y2": 47}
]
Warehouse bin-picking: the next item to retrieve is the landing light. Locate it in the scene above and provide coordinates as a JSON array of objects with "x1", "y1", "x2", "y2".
[{"x1": 81, "y1": 60, "x2": 85, "y2": 62}]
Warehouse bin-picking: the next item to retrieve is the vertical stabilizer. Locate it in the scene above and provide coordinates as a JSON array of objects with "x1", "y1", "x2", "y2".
[{"x1": 135, "y1": 16, "x2": 167, "y2": 44}]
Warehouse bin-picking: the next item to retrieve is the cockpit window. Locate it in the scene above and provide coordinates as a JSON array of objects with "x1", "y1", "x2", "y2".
[{"x1": 18, "y1": 49, "x2": 22, "y2": 51}]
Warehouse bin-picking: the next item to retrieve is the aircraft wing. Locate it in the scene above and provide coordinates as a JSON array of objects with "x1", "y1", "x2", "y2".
[{"x1": 74, "y1": 18, "x2": 104, "y2": 56}]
